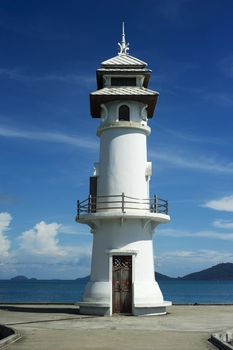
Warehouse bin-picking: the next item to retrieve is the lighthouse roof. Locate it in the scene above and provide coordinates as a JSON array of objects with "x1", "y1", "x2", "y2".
[
  {"x1": 101, "y1": 54, "x2": 147, "y2": 68},
  {"x1": 90, "y1": 86, "x2": 159, "y2": 118},
  {"x1": 92, "y1": 86, "x2": 157, "y2": 96}
]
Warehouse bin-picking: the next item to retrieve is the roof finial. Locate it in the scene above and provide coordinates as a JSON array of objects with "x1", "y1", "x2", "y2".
[{"x1": 118, "y1": 22, "x2": 129, "y2": 55}]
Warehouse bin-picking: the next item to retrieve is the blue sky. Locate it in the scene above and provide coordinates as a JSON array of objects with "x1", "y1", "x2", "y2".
[{"x1": 0, "y1": 0, "x2": 233, "y2": 279}]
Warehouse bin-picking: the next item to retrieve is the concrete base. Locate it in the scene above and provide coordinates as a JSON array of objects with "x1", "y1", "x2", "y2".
[
  {"x1": 133, "y1": 301, "x2": 172, "y2": 316},
  {"x1": 78, "y1": 301, "x2": 172, "y2": 316},
  {"x1": 78, "y1": 302, "x2": 110, "y2": 316}
]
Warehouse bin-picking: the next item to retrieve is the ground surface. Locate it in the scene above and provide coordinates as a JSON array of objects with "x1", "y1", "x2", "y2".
[{"x1": 0, "y1": 304, "x2": 233, "y2": 350}]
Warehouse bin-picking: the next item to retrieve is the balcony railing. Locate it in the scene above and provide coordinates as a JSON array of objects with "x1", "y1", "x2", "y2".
[{"x1": 77, "y1": 193, "x2": 168, "y2": 219}]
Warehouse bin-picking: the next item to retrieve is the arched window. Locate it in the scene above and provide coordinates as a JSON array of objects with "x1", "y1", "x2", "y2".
[{"x1": 119, "y1": 105, "x2": 130, "y2": 121}]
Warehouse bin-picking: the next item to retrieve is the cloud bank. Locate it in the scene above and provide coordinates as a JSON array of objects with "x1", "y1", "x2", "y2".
[
  {"x1": 151, "y1": 150, "x2": 233, "y2": 174},
  {"x1": 203, "y1": 195, "x2": 233, "y2": 212},
  {"x1": 157, "y1": 227, "x2": 233, "y2": 241},
  {"x1": 0, "y1": 212, "x2": 11, "y2": 260},
  {"x1": 19, "y1": 221, "x2": 66, "y2": 257},
  {"x1": 0, "y1": 213, "x2": 91, "y2": 279},
  {"x1": 212, "y1": 219, "x2": 233, "y2": 229},
  {"x1": 0, "y1": 125, "x2": 97, "y2": 150}
]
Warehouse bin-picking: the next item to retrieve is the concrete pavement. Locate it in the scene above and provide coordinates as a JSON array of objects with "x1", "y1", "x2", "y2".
[{"x1": 0, "y1": 304, "x2": 233, "y2": 349}]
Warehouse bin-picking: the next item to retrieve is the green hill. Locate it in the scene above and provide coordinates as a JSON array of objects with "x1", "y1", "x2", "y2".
[
  {"x1": 155, "y1": 272, "x2": 174, "y2": 280},
  {"x1": 182, "y1": 263, "x2": 233, "y2": 280}
]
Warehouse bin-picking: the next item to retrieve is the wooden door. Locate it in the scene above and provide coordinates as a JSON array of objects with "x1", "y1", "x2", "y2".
[{"x1": 112, "y1": 256, "x2": 132, "y2": 314}]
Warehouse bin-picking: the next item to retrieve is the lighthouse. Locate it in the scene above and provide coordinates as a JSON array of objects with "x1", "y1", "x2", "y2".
[{"x1": 76, "y1": 24, "x2": 171, "y2": 316}]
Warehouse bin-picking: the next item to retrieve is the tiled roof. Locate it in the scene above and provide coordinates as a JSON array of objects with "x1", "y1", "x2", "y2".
[
  {"x1": 97, "y1": 68, "x2": 150, "y2": 72},
  {"x1": 101, "y1": 54, "x2": 147, "y2": 67},
  {"x1": 91, "y1": 86, "x2": 158, "y2": 96}
]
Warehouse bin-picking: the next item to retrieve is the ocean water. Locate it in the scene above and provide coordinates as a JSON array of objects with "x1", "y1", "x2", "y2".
[
  {"x1": 160, "y1": 280, "x2": 233, "y2": 304},
  {"x1": 0, "y1": 279, "x2": 233, "y2": 304}
]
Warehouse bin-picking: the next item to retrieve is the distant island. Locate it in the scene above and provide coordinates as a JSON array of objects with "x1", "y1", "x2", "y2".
[
  {"x1": 155, "y1": 272, "x2": 175, "y2": 280},
  {"x1": 181, "y1": 262, "x2": 233, "y2": 280},
  {"x1": 10, "y1": 276, "x2": 37, "y2": 281},
  {"x1": 155, "y1": 263, "x2": 233, "y2": 281},
  {"x1": 8, "y1": 263, "x2": 233, "y2": 281}
]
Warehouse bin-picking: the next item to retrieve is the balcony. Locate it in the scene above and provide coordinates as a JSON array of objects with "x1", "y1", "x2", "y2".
[{"x1": 77, "y1": 193, "x2": 168, "y2": 219}]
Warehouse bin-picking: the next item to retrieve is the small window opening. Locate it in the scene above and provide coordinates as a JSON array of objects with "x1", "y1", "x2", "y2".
[
  {"x1": 111, "y1": 77, "x2": 136, "y2": 86},
  {"x1": 119, "y1": 105, "x2": 130, "y2": 121}
]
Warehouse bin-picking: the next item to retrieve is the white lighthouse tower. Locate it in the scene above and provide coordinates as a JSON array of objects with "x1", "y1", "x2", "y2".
[{"x1": 76, "y1": 24, "x2": 171, "y2": 316}]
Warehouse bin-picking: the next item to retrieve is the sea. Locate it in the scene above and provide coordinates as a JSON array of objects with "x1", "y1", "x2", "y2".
[{"x1": 0, "y1": 280, "x2": 233, "y2": 304}]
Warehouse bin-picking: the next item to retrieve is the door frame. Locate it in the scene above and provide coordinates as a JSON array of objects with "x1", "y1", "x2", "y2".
[{"x1": 107, "y1": 249, "x2": 138, "y2": 316}]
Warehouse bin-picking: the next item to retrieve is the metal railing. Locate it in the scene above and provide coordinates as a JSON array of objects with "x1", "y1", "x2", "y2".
[{"x1": 77, "y1": 193, "x2": 168, "y2": 219}]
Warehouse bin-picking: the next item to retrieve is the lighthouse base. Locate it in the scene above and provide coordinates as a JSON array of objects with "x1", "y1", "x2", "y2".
[
  {"x1": 133, "y1": 301, "x2": 172, "y2": 316},
  {"x1": 78, "y1": 302, "x2": 111, "y2": 316},
  {"x1": 78, "y1": 301, "x2": 172, "y2": 317}
]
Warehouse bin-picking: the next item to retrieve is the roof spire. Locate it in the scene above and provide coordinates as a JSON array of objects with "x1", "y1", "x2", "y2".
[{"x1": 118, "y1": 22, "x2": 129, "y2": 55}]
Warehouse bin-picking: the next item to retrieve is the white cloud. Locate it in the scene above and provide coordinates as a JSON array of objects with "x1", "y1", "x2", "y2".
[
  {"x1": 0, "y1": 212, "x2": 11, "y2": 259},
  {"x1": 212, "y1": 219, "x2": 233, "y2": 229},
  {"x1": 175, "y1": 84, "x2": 233, "y2": 108},
  {"x1": 0, "y1": 215, "x2": 92, "y2": 278},
  {"x1": 158, "y1": 249, "x2": 233, "y2": 265},
  {"x1": 157, "y1": 227, "x2": 233, "y2": 241},
  {"x1": 17, "y1": 220, "x2": 92, "y2": 259},
  {"x1": 161, "y1": 250, "x2": 193, "y2": 258},
  {"x1": 203, "y1": 195, "x2": 233, "y2": 212},
  {"x1": 150, "y1": 149, "x2": 233, "y2": 174},
  {"x1": 0, "y1": 125, "x2": 97, "y2": 150},
  {"x1": 204, "y1": 92, "x2": 233, "y2": 107},
  {"x1": 19, "y1": 221, "x2": 66, "y2": 257},
  {"x1": 15, "y1": 224, "x2": 92, "y2": 277},
  {"x1": 156, "y1": 125, "x2": 223, "y2": 145},
  {"x1": 59, "y1": 224, "x2": 90, "y2": 235},
  {"x1": 0, "y1": 67, "x2": 95, "y2": 85}
]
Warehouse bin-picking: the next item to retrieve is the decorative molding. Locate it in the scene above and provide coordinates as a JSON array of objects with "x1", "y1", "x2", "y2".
[
  {"x1": 141, "y1": 104, "x2": 148, "y2": 121},
  {"x1": 100, "y1": 104, "x2": 108, "y2": 122},
  {"x1": 106, "y1": 249, "x2": 138, "y2": 256}
]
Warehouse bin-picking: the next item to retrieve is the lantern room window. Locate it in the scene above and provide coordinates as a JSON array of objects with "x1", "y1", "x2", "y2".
[
  {"x1": 119, "y1": 105, "x2": 130, "y2": 121},
  {"x1": 111, "y1": 77, "x2": 136, "y2": 86}
]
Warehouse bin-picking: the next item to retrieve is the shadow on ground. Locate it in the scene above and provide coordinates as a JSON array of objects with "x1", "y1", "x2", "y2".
[
  {"x1": 0, "y1": 306, "x2": 79, "y2": 315},
  {"x1": 0, "y1": 325, "x2": 14, "y2": 340}
]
